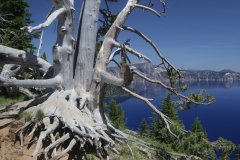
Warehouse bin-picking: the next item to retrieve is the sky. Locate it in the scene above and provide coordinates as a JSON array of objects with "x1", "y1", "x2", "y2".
[{"x1": 26, "y1": 0, "x2": 240, "y2": 72}]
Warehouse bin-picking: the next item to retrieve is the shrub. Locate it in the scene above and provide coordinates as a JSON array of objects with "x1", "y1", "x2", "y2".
[
  {"x1": 36, "y1": 109, "x2": 45, "y2": 121},
  {"x1": 19, "y1": 111, "x2": 32, "y2": 122}
]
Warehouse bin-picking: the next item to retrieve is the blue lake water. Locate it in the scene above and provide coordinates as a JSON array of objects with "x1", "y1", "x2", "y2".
[{"x1": 110, "y1": 80, "x2": 240, "y2": 145}]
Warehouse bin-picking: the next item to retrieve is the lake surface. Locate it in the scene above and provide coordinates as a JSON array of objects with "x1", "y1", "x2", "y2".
[{"x1": 110, "y1": 80, "x2": 240, "y2": 145}]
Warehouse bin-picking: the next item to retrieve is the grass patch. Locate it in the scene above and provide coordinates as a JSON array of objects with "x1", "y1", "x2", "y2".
[
  {"x1": 19, "y1": 111, "x2": 32, "y2": 122},
  {"x1": 36, "y1": 109, "x2": 45, "y2": 120},
  {"x1": 136, "y1": 134, "x2": 174, "y2": 152},
  {"x1": 0, "y1": 95, "x2": 25, "y2": 109},
  {"x1": 110, "y1": 143, "x2": 150, "y2": 160}
]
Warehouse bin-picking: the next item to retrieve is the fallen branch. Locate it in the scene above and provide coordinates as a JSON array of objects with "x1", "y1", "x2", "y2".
[
  {"x1": 19, "y1": 87, "x2": 36, "y2": 98},
  {"x1": 0, "y1": 45, "x2": 51, "y2": 74},
  {"x1": 0, "y1": 75, "x2": 62, "y2": 89}
]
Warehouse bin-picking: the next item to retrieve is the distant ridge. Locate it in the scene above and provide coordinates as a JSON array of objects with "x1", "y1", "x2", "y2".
[
  {"x1": 106, "y1": 62, "x2": 240, "y2": 97},
  {"x1": 108, "y1": 62, "x2": 240, "y2": 83}
]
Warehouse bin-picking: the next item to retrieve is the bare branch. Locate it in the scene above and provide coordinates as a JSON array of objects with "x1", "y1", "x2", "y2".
[
  {"x1": 100, "y1": 71, "x2": 124, "y2": 86},
  {"x1": 110, "y1": 59, "x2": 121, "y2": 69},
  {"x1": 95, "y1": 0, "x2": 139, "y2": 68},
  {"x1": 21, "y1": 8, "x2": 66, "y2": 33},
  {"x1": 19, "y1": 87, "x2": 36, "y2": 98},
  {"x1": 119, "y1": 26, "x2": 178, "y2": 72},
  {"x1": 36, "y1": 30, "x2": 44, "y2": 57},
  {"x1": 112, "y1": 41, "x2": 152, "y2": 63},
  {"x1": 133, "y1": 69, "x2": 173, "y2": 90},
  {"x1": 0, "y1": 75, "x2": 62, "y2": 89},
  {"x1": 132, "y1": 69, "x2": 210, "y2": 105},
  {"x1": 126, "y1": 142, "x2": 134, "y2": 159},
  {"x1": 0, "y1": 64, "x2": 21, "y2": 78},
  {"x1": 0, "y1": 45, "x2": 52, "y2": 74},
  {"x1": 107, "y1": 48, "x2": 122, "y2": 63},
  {"x1": 1, "y1": 64, "x2": 37, "y2": 98},
  {"x1": 134, "y1": 4, "x2": 162, "y2": 17},
  {"x1": 45, "y1": 6, "x2": 55, "y2": 19},
  {"x1": 121, "y1": 86, "x2": 177, "y2": 137},
  {"x1": 159, "y1": 0, "x2": 166, "y2": 13}
]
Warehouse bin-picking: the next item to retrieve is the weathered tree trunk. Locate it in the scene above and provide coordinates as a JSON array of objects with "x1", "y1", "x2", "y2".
[
  {"x1": 74, "y1": 0, "x2": 100, "y2": 90},
  {"x1": 52, "y1": 0, "x2": 75, "y2": 90}
]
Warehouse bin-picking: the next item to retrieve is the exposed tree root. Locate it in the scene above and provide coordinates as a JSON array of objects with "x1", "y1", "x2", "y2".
[
  {"x1": 4, "y1": 91, "x2": 131, "y2": 159},
  {"x1": 0, "y1": 90, "x2": 183, "y2": 159}
]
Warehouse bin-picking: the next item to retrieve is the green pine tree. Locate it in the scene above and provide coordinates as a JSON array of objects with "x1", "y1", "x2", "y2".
[
  {"x1": 235, "y1": 144, "x2": 240, "y2": 160},
  {"x1": 161, "y1": 95, "x2": 178, "y2": 121},
  {"x1": 214, "y1": 137, "x2": 236, "y2": 160},
  {"x1": 150, "y1": 115, "x2": 161, "y2": 139},
  {"x1": 150, "y1": 95, "x2": 184, "y2": 144},
  {"x1": 0, "y1": 0, "x2": 43, "y2": 100},
  {"x1": 148, "y1": 96, "x2": 217, "y2": 159},
  {"x1": 181, "y1": 132, "x2": 216, "y2": 159},
  {"x1": 178, "y1": 117, "x2": 215, "y2": 159},
  {"x1": 107, "y1": 99, "x2": 126, "y2": 130},
  {"x1": 41, "y1": 52, "x2": 48, "y2": 62},
  {"x1": 191, "y1": 117, "x2": 205, "y2": 133},
  {"x1": 139, "y1": 118, "x2": 148, "y2": 136},
  {"x1": 0, "y1": 0, "x2": 39, "y2": 95},
  {"x1": 0, "y1": 0, "x2": 39, "y2": 51}
]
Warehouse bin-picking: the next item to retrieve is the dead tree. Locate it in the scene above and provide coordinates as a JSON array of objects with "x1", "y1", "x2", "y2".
[{"x1": 0, "y1": 0, "x2": 213, "y2": 159}]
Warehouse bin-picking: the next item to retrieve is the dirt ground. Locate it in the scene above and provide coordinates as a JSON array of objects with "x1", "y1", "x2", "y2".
[
  {"x1": 0, "y1": 119, "x2": 35, "y2": 160},
  {"x1": 0, "y1": 119, "x2": 68, "y2": 160},
  {"x1": 0, "y1": 119, "x2": 99, "y2": 160}
]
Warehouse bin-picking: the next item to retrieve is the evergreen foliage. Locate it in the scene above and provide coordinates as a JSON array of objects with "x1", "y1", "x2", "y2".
[
  {"x1": 19, "y1": 111, "x2": 32, "y2": 122},
  {"x1": 139, "y1": 118, "x2": 148, "y2": 136},
  {"x1": 0, "y1": 0, "x2": 39, "y2": 103},
  {"x1": 177, "y1": 117, "x2": 215, "y2": 159},
  {"x1": 0, "y1": 94, "x2": 25, "y2": 109},
  {"x1": 35, "y1": 109, "x2": 45, "y2": 121},
  {"x1": 214, "y1": 137, "x2": 236, "y2": 160},
  {"x1": 0, "y1": 0, "x2": 39, "y2": 51},
  {"x1": 150, "y1": 115, "x2": 162, "y2": 139},
  {"x1": 150, "y1": 95, "x2": 184, "y2": 145},
  {"x1": 191, "y1": 117, "x2": 207, "y2": 137},
  {"x1": 235, "y1": 144, "x2": 240, "y2": 160},
  {"x1": 161, "y1": 95, "x2": 178, "y2": 121},
  {"x1": 106, "y1": 99, "x2": 126, "y2": 130},
  {"x1": 181, "y1": 132, "x2": 216, "y2": 159},
  {"x1": 41, "y1": 52, "x2": 48, "y2": 61},
  {"x1": 140, "y1": 95, "x2": 223, "y2": 159}
]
